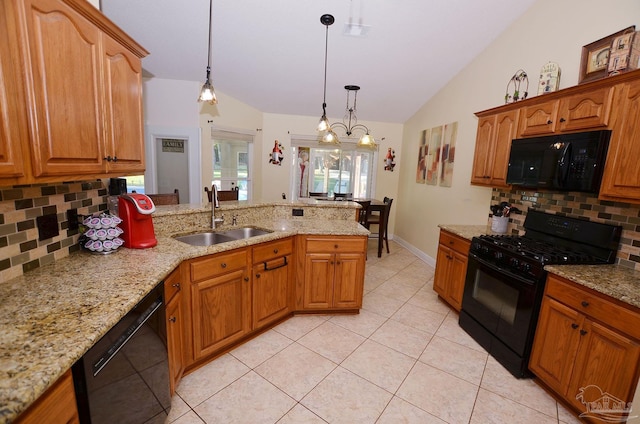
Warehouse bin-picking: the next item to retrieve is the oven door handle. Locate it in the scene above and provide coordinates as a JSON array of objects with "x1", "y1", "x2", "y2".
[{"x1": 469, "y1": 253, "x2": 538, "y2": 286}]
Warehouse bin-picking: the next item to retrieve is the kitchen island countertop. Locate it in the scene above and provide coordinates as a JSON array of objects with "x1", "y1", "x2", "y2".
[{"x1": 0, "y1": 201, "x2": 367, "y2": 424}]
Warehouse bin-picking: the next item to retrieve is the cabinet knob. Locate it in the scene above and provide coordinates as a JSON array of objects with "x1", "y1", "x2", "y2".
[
  {"x1": 273, "y1": 248, "x2": 279, "y2": 254},
  {"x1": 571, "y1": 323, "x2": 579, "y2": 329},
  {"x1": 103, "y1": 155, "x2": 112, "y2": 162},
  {"x1": 547, "y1": 120, "x2": 552, "y2": 125},
  {"x1": 112, "y1": 156, "x2": 118, "y2": 162},
  {"x1": 172, "y1": 283, "x2": 181, "y2": 290},
  {"x1": 581, "y1": 301, "x2": 589, "y2": 307},
  {"x1": 580, "y1": 329, "x2": 588, "y2": 336},
  {"x1": 221, "y1": 263, "x2": 227, "y2": 268},
  {"x1": 334, "y1": 244, "x2": 339, "y2": 249},
  {"x1": 559, "y1": 117, "x2": 566, "y2": 123},
  {"x1": 336, "y1": 261, "x2": 341, "y2": 265},
  {"x1": 246, "y1": 276, "x2": 251, "y2": 281},
  {"x1": 169, "y1": 316, "x2": 177, "y2": 323}
]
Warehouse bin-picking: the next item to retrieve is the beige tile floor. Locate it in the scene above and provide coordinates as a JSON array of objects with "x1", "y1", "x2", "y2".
[{"x1": 167, "y1": 240, "x2": 584, "y2": 424}]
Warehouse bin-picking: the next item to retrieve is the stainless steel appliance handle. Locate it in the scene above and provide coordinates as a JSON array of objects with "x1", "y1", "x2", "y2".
[{"x1": 92, "y1": 296, "x2": 163, "y2": 377}]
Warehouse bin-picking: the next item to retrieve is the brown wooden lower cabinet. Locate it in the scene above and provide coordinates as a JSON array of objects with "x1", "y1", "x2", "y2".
[
  {"x1": 529, "y1": 273, "x2": 640, "y2": 416},
  {"x1": 433, "y1": 229, "x2": 470, "y2": 311},
  {"x1": 164, "y1": 267, "x2": 185, "y2": 396},
  {"x1": 14, "y1": 369, "x2": 79, "y2": 424},
  {"x1": 299, "y1": 235, "x2": 366, "y2": 311}
]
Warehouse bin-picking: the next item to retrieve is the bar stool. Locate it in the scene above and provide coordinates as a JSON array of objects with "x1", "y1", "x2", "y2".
[{"x1": 365, "y1": 197, "x2": 393, "y2": 257}]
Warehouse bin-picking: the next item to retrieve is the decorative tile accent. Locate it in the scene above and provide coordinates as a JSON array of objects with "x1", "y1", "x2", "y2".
[
  {"x1": 0, "y1": 181, "x2": 107, "y2": 282},
  {"x1": 492, "y1": 188, "x2": 640, "y2": 270}
]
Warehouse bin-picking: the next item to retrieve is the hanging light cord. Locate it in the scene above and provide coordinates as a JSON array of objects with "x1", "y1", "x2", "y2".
[
  {"x1": 322, "y1": 21, "x2": 329, "y2": 115},
  {"x1": 206, "y1": 0, "x2": 213, "y2": 79}
]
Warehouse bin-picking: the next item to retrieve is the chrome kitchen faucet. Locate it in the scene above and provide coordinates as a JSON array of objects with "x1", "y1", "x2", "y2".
[{"x1": 211, "y1": 185, "x2": 224, "y2": 229}]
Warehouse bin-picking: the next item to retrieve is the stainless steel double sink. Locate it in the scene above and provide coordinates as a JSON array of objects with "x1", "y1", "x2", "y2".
[{"x1": 174, "y1": 227, "x2": 272, "y2": 246}]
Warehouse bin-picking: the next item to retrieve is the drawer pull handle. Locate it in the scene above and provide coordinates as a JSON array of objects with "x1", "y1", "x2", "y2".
[
  {"x1": 273, "y1": 248, "x2": 279, "y2": 254},
  {"x1": 571, "y1": 323, "x2": 579, "y2": 329},
  {"x1": 580, "y1": 329, "x2": 588, "y2": 336},
  {"x1": 221, "y1": 263, "x2": 227, "y2": 268},
  {"x1": 449, "y1": 240, "x2": 454, "y2": 245},
  {"x1": 169, "y1": 316, "x2": 177, "y2": 323},
  {"x1": 264, "y1": 256, "x2": 288, "y2": 271},
  {"x1": 581, "y1": 301, "x2": 589, "y2": 307},
  {"x1": 172, "y1": 283, "x2": 181, "y2": 290}
]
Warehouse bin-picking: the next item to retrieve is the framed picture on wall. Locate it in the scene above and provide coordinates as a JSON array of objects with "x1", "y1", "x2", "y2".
[{"x1": 579, "y1": 26, "x2": 635, "y2": 84}]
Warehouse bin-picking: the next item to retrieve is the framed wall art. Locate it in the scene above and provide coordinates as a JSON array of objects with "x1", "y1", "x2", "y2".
[{"x1": 579, "y1": 26, "x2": 635, "y2": 84}]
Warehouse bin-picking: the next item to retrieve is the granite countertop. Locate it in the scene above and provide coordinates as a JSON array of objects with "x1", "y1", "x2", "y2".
[
  {"x1": 0, "y1": 202, "x2": 367, "y2": 424},
  {"x1": 437, "y1": 224, "x2": 640, "y2": 311}
]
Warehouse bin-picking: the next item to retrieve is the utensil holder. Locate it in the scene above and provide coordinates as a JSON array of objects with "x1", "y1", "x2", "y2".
[{"x1": 491, "y1": 216, "x2": 509, "y2": 234}]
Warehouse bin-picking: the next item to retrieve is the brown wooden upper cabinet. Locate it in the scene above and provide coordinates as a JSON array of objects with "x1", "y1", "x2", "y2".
[
  {"x1": 0, "y1": 0, "x2": 147, "y2": 184},
  {"x1": 470, "y1": 69, "x2": 640, "y2": 205},
  {"x1": 470, "y1": 110, "x2": 519, "y2": 188},
  {"x1": 518, "y1": 87, "x2": 613, "y2": 137}
]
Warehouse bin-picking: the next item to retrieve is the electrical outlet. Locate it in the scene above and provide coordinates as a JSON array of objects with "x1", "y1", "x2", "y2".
[
  {"x1": 292, "y1": 208, "x2": 304, "y2": 217},
  {"x1": 36, "y1": 214, "x2": 59, "y2": 241},
  {"x1": 67, "y1": 208, "x2": 79, "y2": 231}
]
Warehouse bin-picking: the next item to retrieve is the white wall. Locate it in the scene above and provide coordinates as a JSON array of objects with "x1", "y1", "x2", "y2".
[{"x1": 395, "y1": 0, "x2": 640, "y2": 260}]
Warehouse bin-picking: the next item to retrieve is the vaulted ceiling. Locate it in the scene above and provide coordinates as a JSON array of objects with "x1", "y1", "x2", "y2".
[{"x1": 101, "y1": 0, "x2": 536, "y2": 123}]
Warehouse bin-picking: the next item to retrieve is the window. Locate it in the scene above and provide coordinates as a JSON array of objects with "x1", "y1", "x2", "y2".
[
  {"x1": 292, "y1": 140, "x2": 376, "y2": 199},
  {"x1": 211, "y1": 128, "x2": 254, "y2": 200}
]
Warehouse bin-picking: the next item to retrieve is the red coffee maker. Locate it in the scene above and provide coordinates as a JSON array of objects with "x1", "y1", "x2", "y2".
[{"x1": 118, "y1": 194, "x2": 157, "y2": 248}]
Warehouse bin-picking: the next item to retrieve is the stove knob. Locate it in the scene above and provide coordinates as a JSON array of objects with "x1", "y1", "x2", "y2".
[
  {"x1": 494, "y1": 251, "x2": 503, "y2": 261},
  {"x1": 521, "y1": 263, "x2": 531, "y2": 273},
  {"x1": 510, "y1": 258, "x2": 519, "y2": 268}
]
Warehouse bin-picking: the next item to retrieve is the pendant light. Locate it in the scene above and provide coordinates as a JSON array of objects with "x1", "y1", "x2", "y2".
[
  {"x1": 317, "y1": 14, "x2": 339, "y2": 145},
  {"x1": 322, "y1": 85, "x2": 377, "y2": 150},
  {"x1": 197, "y1": 0, "x2": 218, "y2": 105}
]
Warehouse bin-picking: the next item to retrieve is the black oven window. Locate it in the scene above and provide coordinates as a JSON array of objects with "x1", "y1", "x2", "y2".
[{"x1": 472, "y1": 271, "x2": 518, "y2": 325}]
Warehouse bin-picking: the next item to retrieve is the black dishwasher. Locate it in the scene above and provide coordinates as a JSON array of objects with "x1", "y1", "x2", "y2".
[{"x1": 72, "y1": 282, "x2": 171, "y2": 424}]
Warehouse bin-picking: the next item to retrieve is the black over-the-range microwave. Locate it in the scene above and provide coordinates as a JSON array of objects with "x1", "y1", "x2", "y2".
[{"x1": 506, "y1": 129, "x2": 611, "y2": 193}]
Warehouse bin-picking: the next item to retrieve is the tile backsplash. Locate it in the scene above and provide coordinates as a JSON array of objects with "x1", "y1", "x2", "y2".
[
  {"x1": 492, "y1": 187, "x2": 640, "y2": 270},
  {"x1": 0, "y1": 180, "x2": 107, "y2": 283}
]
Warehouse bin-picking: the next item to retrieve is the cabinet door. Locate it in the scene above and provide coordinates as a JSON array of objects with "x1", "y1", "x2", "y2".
[
  {"x1": 567, "y1": 319, "x2": 640, "y2": 412},
  {"x1": 433, "y1": 244, "x2": 452, "y2": 299},
  {"x1": 14, "y1": 369, "x2": 79, "y2": 424},
  {"x1": 102, "y1": 33, "x2": 145, "y2": 174},
  {"x1": 21, "y1": 0, "x2": 105, "y2": 177},
  {"x1": 191, "y1": 269, "x2": 250, "y2": 360},
  {"x1": 557, "y1": 87, "x2": 613, "y2": 132},
  {"x1": 518, "y1": 100, "x2": 559, "y2": 136},
  {"x1": 489, "y1": 110, "x2": 519, "y2": 187},
  {"x1": 333, "y1": 252, "x2": 365, "y2": 309},
  {"x1": 0, "y1": 3, "x2": 27, "y2": 179},
  {"x1": 166, "y1": 292, "x2": 185, "y2": 396},
  {"x1": 253, "y1": 255, "x2": 291, "y2": 329},
  {"x1": 529, "y1": 297, "x2": 583, "y2": 395},
  {"x1": 303, "y1": 253, "x2": 334, "y2": 309},
  {"x1": 445, "y1": 250, "x2": 468, "y2": 311},
  {"x1": 600, "y1": 80, "x2": 640, "y2": 203},
  {"x1": 470, "y1": 115, "x2": 495, "y2": 184}
]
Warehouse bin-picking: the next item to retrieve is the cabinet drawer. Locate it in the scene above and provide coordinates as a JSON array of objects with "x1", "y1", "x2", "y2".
[
  {"x1": 306, "y1": 237, "x2": 366, "y2": 253},
  {"x1": 190, "y1": 249, "x2": 247, "y2": 283},
  {"x1": 163, "y1": 268, "x2": 182, "y2": 303},
  {"x1": 253, "y1": 237, "x2": 293, "y2": 264},
  {"x1": 546, "y1": 275, "x2": 640, "y2": 340},
  {"x1": 438, "y1": 231, "x2": 470, "y2": 255}
]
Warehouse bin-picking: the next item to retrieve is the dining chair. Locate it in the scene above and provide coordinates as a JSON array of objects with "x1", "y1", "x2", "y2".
[
  {"x1": 147, "y1": 189, "x2": 180, "y2": 205},
  {"x1": 204, "y1": 186, "x2": 239, "y2": 202},
  {"x1": 356, "y1": 200, "x2": 370, "y2": 226},
  {"x1": 333, "y1": 192, "x2": 353, "y2": 199},
  {"x1": 309, "y1": 192, "x2": 328, "y2": 197},
  {"x1": 365, "y1": 197, "x2": 393, "y2": 256}
]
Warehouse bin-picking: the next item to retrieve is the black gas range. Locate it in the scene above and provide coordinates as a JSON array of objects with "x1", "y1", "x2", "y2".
[{"x1": 459, "y1": 209, "x2": 622, "y2": 377}]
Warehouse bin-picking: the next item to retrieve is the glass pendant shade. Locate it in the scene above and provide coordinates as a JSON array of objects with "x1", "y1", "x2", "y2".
[
  {"x1": 198, "y1": 72, "x2": 217, "y2": 105},
  {"x1": 317, "y1": 115, "x2": 330, "y2": 132},
  {"x1": 357, "y1": 133, "x2": 376, "y2": 149},
  {"x1": 320, "y1": 129, "x2": 340, "y2": 145}
]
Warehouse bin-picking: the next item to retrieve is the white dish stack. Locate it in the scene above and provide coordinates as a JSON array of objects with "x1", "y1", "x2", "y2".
[{"x1": 82, "y1": 214, "x2": 125, "y2": 254}]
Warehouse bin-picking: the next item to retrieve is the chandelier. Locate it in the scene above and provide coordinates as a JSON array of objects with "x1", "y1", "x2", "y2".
[
  {"x1": 316, "y1": 15, "x2": 376, "y2": 149},
  {"x1": 197, "y1": 0, "x2": 218, "y2": 105},
  {"x1": 325, "y1": 85, "x2": 376, "y2": 149}
]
